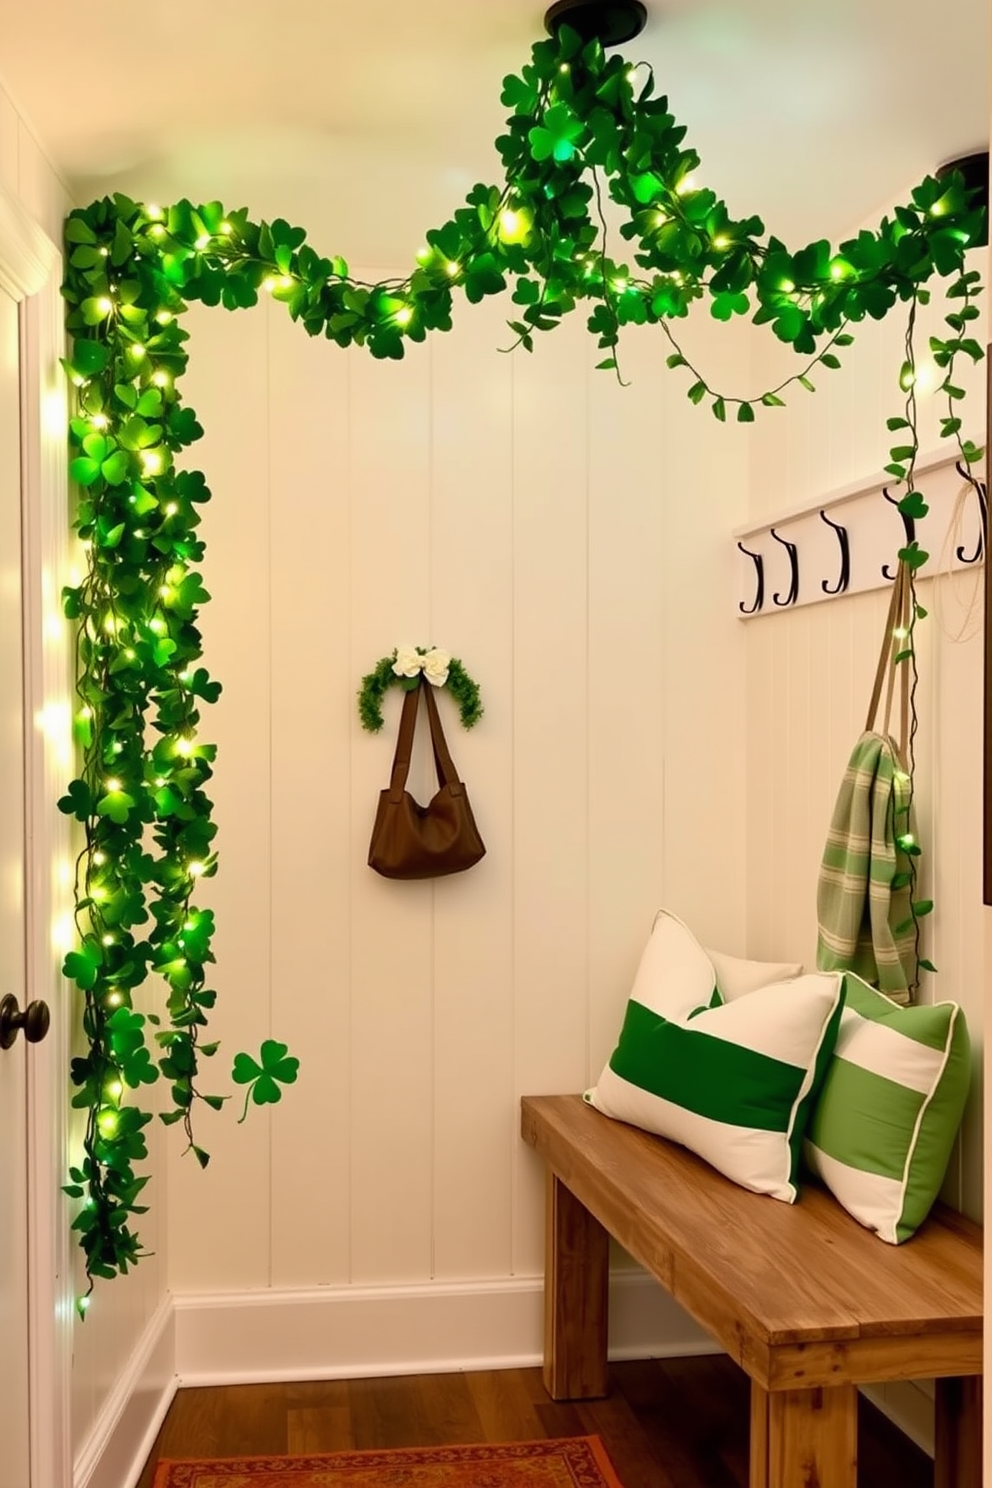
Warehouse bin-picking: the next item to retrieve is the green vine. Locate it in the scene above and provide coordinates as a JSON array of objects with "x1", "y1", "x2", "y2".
[
  {"x1": 60, "y1": 21, "x2": 985, "y2": 1304},
  {"x1": 358, "y1": 649, "x2": 484, "y2": 733}
]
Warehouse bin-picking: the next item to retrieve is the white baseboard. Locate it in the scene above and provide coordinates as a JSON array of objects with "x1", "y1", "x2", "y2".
[
  {"x1": 173, "y1": 1270, "x2": 719, "y2": 1386},
  {"x1": 74, "y1": 1294, "x2": 177, "y2": 1488}
]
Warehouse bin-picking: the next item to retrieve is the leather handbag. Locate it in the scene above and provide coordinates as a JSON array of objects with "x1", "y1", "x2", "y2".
[{"x1": 367, "y1": 678, "x2": 486, "y2": 879}]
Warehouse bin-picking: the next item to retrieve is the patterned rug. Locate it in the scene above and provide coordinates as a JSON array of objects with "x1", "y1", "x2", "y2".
[{"x1": 152, "y1": 1437, "x2": 623, "y2": 1487}]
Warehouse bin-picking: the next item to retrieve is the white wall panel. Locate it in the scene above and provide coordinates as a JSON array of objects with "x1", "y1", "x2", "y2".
[
  {"x1": 161, "y1": 271, "x2": 752, "y2": 1301},
  {"x1": 167, "y1": 301, "x2": 274, "y2": 1288}
]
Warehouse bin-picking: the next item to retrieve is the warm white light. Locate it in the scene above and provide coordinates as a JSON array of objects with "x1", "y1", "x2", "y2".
[
  {"x1": 125, "y1": 648, "x2": 136, "y2": 660},
  {"x1": 155, "y1": 311, "x2": 173, "y2": 325},
  {"x1": 220, "y1": 221, "x2": 233, "y2": 234},
  {"x1": 893, "y1": 626, "x2": 909, "y2": 641},
  {"x1": 159, "y1": 585, "x2": 172, "y2": 600},
  {"x1": 394, "y1": 307, "x2": 413, "y2": 326},
  {"x1": 146, "y1": 204, "x2": 164, "y2": 221},
  {"x1": 101, "y1": 934, "x2": 114, "y2": 947},
  {"x1": 152, "y1": 371, "x2": 170, "y2": 388},
  {"x1": 150, "y1": 618, "x2": 166, "y2": 634},
  {"x1": 106, "y1": 990, "x2": 123, "y2": 1008},
  {"x1": 78, "y1": 1296, "x2": 91, "y2": 1313},
  {"x1": 96, "y1": 297, "x2": 113, "y2": 315},
  {"x1": 445, "y1": 261, "x2": 460, "y2": 276},
  {"x1": 105, "y1": 1080, "x2": 123, "y2": 1102},
  {"x1": 165, "y1": 502, "x2": 178, "y2": 515},
  {"x1": 105, "y1": 778, "x2": 122, "y2": 792},
  {"x1": 263, "y1": 276, "x2": 277, "y2": 293},
  {"x1": 176, "y1": 737, "x2": 194, "y2": 757},
  {"x1": 97, "y1": 1108, "x2": 119, "y2": 1136},
  {"x1": 141, "y1": 451, "x2": 163, "y2": 475},
  {"x1": 195, "y1": 234, "x2": 211, "y2": 250},
  {"x1": 93, "y1": 851, "x2": 106, "y2": 866},
  {"x1": 188, "y1": 860, "x2": 206, "y2": 877},
  {"x1": 712, "y1": 235, "x2": 730, "y2": 249},
  {"x1": 500, "y1": 209, "x2": 520, "y2": 236},
  {"x1": 155, "y1": 776, "x2": 167, "y2": 787},
  {"x1": 103, "y1": 615, "x2": 117, "y2": 634},
  {"x1": 780, "y1": 279, "x2": 796, "y2": 294},
  {"x1": 150, "y1": 224, "x2": 166, "y2": 239},
  {"x1": 900, "y1": 833, "x2": 916, "y2": 848},
  {"x1": 130, "y1": 343, "x2": 146, "y2": 359},
  {"x1": 91, "y1": 886, "x2": 107, "y2": 902},
  {"x1": 90, "y1": 413, "x2": 108, "y2": 430},
  {"x1": 676, "y1": 175, "x2": 696, "y2": 195}
]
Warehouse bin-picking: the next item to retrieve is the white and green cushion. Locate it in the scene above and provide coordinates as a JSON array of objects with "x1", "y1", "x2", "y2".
[
  {"x1": 585, "y1": 911, "x2": 845, "y2": 1203},
  {"x1": 804, "y1": 974, "x2": 971, "y2": 1243}
]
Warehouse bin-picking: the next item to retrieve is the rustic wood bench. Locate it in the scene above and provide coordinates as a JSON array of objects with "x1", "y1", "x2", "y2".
[{"x1": 521, "y1": 1094, "x2": 983, "y2": 1488}]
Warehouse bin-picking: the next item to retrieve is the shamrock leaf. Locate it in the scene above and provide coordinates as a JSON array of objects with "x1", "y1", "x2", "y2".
[
  {"x1": 529, "y1": 104, "x2": 585, "y2": 164},
  {"x1": 232, "y1": 1039, "x2": 300, "y2": 1123},
  {"x1": 58, "y1": 777, "x2": 93, "y2": 820}
]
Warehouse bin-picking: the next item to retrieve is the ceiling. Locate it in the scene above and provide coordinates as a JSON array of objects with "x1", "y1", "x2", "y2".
[{"x1": 2, "y1": 0, "x2": 988, "y2": 264}]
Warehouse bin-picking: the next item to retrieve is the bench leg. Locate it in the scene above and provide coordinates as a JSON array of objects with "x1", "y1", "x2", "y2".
[
  {"x1": 542, "y1": 1170, "x2": 609, "y2": 1401},
  {"x1": 935, "y1": 1376, "x2": 982, "y2": 1488},
  {"x1": 750, "y1": 1381, "x2": 857, "y2": 1488}
]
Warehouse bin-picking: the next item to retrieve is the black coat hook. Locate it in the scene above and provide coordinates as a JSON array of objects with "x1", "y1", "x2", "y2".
[
  {"x1": 954, "y1": 461, "x2": 988, "y2": 565},
  {"x1": 770, "y1": 528, "x2": 799, "y2": 607},
  {"x1": 737, "y1": 542, "x2": 765, "y2": 615},
  {"x1": 819, "y1": 510, "x2": 851, "y2": 595},
  {"x1": 881, "y1": 485, "x2": 914, "y2": 580}
]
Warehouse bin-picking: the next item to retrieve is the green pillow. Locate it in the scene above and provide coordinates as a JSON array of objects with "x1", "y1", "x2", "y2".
[
  {"x1": 585, "y1": 911, "x2": 845, "y2": 1203},
  {"x1": 804, "y1": 973, "x2": 971, "y2": 1242}
]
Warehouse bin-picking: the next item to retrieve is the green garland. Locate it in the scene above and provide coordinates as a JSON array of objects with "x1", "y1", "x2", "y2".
[
  {"x1": 61, "y1": 22, "x2": 985, "y2": 1304},
  {"x1": 358, "y1": 650, "x2": 484, "y2": 732}
]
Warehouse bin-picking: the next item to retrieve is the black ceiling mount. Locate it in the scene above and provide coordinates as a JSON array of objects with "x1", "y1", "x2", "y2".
[
  {"x1": 544, "y1": 0, "x2": 648, "y2": 48},
  {"x1": 936, "y1": 150, "x2": 989, "y2": 246}
]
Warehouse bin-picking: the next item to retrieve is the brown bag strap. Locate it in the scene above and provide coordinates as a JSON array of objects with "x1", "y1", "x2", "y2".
[
  {"x1": 387, "y1": 679, "x2": 463, "y2": 801},
  {"x1": 422, "y1": 681, "x2": 463, "y2": 794},
  {"x1": 865, "y1": 561, "x2": 910, "y2": 763},
  {"x1": 387, "y1": 684, "x2": 422, "y2": 801}
]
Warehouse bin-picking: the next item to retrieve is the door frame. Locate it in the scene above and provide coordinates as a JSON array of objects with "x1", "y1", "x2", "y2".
[{"x1": 1, "y1": 178, "x2": 73, "y2": 1488}]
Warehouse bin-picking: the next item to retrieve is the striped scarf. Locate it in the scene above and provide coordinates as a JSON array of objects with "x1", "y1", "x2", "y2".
[{"x1": 816, "y1": 731, "x2": 917, "y2": 1004}]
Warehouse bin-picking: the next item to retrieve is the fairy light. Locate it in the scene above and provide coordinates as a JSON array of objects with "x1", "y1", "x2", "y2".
[
  {"x1": 141, "y1": 451, "x2": 163, "y2": 476},
  {"x1": 165, "y1": 501, "x2": 179, "y2": 515},
  {"x1": 155, "y1": 311, "x2": 173, "y2": 325},
  {"x1": 394, "y1": 306, "x2": 413, "y2": 327},
  {"x1": 92, "y1": 851, "x2": 106, "y2": 866},
  {"x1": 220, "y1": 221, "x2": 233, "y2": 234},
  {"x1": 90, "y1": 413, "x2": 109, "y2": 430},
  {"x1": 175, "y1": 737, "x2": 194, "y2": 757},
  {"x1": 96, "y1": 297, "x2": 113, "y2": 316},
  {"x1": 150, "y1": 617, "x2": 166, "y2": 634},
  {"x1": 101, "y1": 934, "x2": 114, "y2": 947},
  {"x1": 899, "y1": 832, "x2": 916, "y2": 849},
  {"x1": 152, "y1": 371, "x2": 171, "y2": 388},
  {"x1": 105, "y1": 991, "x2": 123, "y2": 1008},
  {"x1": 188, "y1": 860, "x2": 206, "y2": 877},
  {"x1": 105, "y1": 1079, "x2": 123, "y2": 1102},
  {"x1": 195, "y1": 234, "x2": 211, "y2": 250},
  {"x1": 77, "y1": 1296, "x2": 91, "y2": 1314},
  {"x1": 146, "y1": 204, "x2": 164, "y2": 221},
  {"x1": 675, "y1": 175, "x2": 696, "y2": 195},
  {"x1": 105, "y1": 778, "x2": 121, "y2": 793},
  {"x1": 129, "y1": 343, "x2": 146, "y2": 360},
  {"x1": 893, "y1": 626, "x2": 909, "y2": 640},
  {"x1": 97, "y1": 1108, "x2": 119, "y2": 1137}
]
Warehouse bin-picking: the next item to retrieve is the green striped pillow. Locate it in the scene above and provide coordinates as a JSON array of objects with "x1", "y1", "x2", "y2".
[
  {"x1": 586, "y1": 912, "x2": 845, "y2": 1203},
  {"x1": 804, "y1": 974, "x2": 971, "y2": 1243}
]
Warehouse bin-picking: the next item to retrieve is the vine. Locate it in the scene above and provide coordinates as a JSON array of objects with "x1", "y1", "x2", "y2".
[{"x1": 61, "y1": 21, "x2": 985, "y2": 1303}]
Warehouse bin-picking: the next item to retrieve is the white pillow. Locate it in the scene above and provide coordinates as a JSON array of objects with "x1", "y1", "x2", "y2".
[{"x1": 707, "y1": 945, "x2": 804, "y2": 1001}]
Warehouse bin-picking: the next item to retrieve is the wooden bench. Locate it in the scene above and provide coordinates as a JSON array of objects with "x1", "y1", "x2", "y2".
[{"x1": 521, "y1": 1094, "x2": 983, "y2": 1488}]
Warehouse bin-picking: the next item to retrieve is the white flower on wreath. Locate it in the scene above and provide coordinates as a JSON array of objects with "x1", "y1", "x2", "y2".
[
  {"x1": 392, "y1": 645, "x2": 423, "y2": 679},
  {"x1": 422, "y1": 647, "x2": 451, "y2": 687}
]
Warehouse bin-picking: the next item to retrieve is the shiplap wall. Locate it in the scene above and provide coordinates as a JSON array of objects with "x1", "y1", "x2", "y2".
[
  {"x1": 0, "y1": 73, "x2": 171, "y2": 1465},
  {"x1": 744, "y1": 251, "x2": 987, "y2": 1226},
  {"x1": 165, "y1": 287, "x2": 752, "y2": 1293}
]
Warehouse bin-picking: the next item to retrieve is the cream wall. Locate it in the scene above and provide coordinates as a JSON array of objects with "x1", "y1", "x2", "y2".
[
  {"x1": 164, "y1": 281, "x2": 751, "y2": 1295},
  {"x1": 0, "y1": 71, "x2": 172, "y2": 1470}
]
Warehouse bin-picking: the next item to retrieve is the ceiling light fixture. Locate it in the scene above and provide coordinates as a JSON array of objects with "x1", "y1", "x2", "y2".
[{"x1": 544, "y1": 0, "x2": 647, "y2": 47}]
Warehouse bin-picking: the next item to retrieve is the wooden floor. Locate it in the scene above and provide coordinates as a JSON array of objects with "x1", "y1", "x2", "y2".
[{"x1": 136, "y1": 1357, "x2": 933, "y2": 1487}]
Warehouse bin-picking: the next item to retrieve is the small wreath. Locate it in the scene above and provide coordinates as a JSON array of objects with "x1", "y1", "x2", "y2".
[{"x1": 358, "y1": 646, "x2": 484, "y2": 732}]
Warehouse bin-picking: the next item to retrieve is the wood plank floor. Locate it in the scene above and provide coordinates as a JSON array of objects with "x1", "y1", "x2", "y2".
[{"x1": 136, "y1": 1358, "x2": 933, "y2": 1487}]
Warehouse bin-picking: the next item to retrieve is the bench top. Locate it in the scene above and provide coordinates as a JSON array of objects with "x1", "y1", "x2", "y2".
[{"x1": 522, "y1": 1094, "x2": 982, "y2": 1386}]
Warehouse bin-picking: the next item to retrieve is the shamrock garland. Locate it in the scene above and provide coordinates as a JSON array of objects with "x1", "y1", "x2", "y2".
[
  {"x1": 358, "y1": 648, "x2": 484, "y2": 733},
  {"x1": 61, "y1": 20, "x2": 985, "y2": 1300}
]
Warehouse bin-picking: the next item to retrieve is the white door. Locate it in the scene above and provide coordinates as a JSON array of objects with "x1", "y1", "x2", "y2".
[{"x1": 0, "y1": 283, "x2": 32, "y2": 1486}]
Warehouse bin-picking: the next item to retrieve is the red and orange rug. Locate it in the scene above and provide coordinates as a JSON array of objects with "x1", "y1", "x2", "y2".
[{"x1": 152, "y1": 1436, "x2": 624, "y2": 1487}]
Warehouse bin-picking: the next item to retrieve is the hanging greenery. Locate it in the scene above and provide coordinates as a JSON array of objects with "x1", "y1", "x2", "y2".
[
  {"x1": 60, "y1": 21, "x2": 985, "y2": 1304},
  {"x1": 358, "y1": 648, "x2": 484, "y2": 733}
]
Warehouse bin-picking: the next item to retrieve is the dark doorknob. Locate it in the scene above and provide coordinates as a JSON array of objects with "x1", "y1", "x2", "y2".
[{"x1": 0, "y1": 994, "x2": 51, "y2": 1051}]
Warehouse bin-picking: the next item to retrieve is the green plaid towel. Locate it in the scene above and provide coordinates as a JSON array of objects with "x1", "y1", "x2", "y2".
[{"x1": 816, "y1": 731, "x2": 917, "y2": 1004}]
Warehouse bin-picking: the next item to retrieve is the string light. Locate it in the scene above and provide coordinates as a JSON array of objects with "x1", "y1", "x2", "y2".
[{"x1": 188, "y1": 861, "x2": 206, "y2": 877}]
